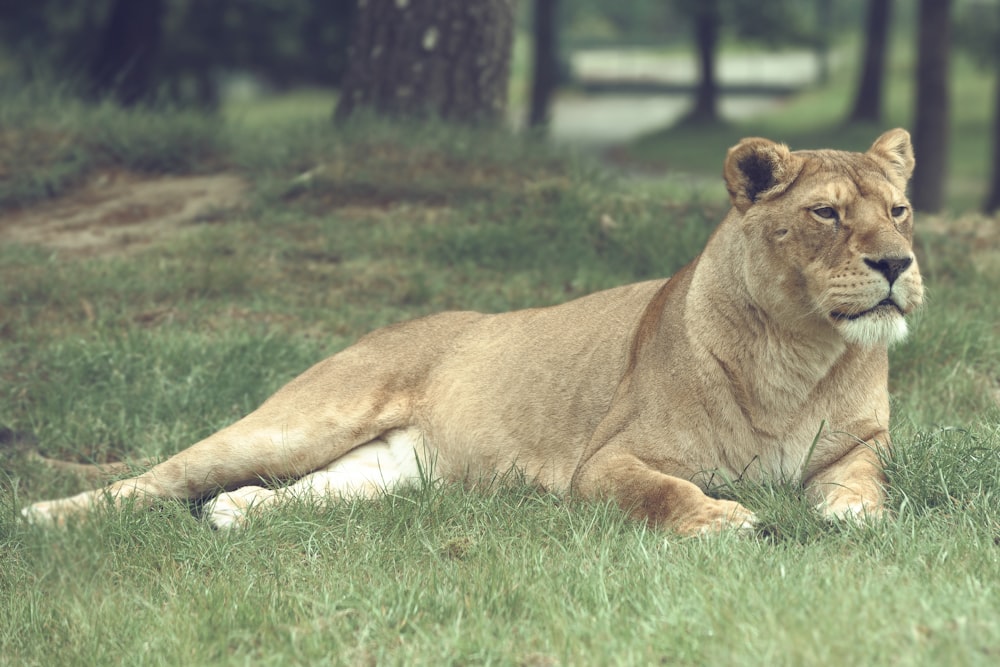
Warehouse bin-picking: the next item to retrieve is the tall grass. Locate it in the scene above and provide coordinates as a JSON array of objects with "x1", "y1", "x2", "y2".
[{"x1": 0, "y1": 82, "x2": 229, "y2": 209}]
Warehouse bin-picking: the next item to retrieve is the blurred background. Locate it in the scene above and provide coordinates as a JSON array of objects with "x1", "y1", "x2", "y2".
[
  {"x1": 2, "y1": 11, "x2": 999, "y2": 661},
  {"x1": 0, "y1": 0, "x2": 996, "y2": 213}
]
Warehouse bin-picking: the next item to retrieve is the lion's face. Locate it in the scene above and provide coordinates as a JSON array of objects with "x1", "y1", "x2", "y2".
[{"x1": 723, "y1": 129, "x2": 923, "y2": 347}]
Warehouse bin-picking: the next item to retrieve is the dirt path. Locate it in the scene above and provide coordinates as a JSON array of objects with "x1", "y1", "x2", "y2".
[{"x1": 0, "y1": 171, "x2": 247, "y2": 258}]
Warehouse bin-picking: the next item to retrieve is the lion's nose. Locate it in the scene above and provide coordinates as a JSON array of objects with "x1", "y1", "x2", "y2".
[{"x1": 864, "y1": 255, "x2": 913, "y2": 285}]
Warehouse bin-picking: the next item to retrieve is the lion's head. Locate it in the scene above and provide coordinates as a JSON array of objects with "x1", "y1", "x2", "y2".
[{"x1": 722, "y1": 128, "x2": 923, "y2": 347}]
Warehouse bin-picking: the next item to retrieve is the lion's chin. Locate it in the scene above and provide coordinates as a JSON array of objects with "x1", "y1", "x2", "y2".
[{"x1": 834, "y1": 310, "x2": 909, "y2": 347}]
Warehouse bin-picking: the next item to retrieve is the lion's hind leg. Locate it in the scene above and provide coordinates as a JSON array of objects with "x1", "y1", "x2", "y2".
[
  {"x1": 21, "y1": 386, "x2": 415, "y2": 527},
  {"x1": 21, "y1": 313, "x2": 464, "y2": 528},
  {"x1": 203, "y1": 427, "x2": 432, "y2": 529}
]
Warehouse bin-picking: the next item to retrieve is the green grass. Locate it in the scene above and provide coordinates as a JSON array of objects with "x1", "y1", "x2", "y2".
[
  {"x1": 0, "y1": 83, "x2": 229, "y2": 210},
  {"x1": 223, "y1": 87, "x2": 339, "y2": 128},
  {"x1": 1, "y1": 82, "x2": 999, "y2": 665},
  {"x1": 3, "y1": 483, "x2": 999, "y2": 666}
]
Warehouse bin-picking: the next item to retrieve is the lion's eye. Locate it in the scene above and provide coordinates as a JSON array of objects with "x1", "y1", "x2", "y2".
[
  {"x1": 891, "y1": 205, "x2": 908, "y2": 218},
  {"x1": 812, "y1": 206, "x2": 838, "y2": 221}
]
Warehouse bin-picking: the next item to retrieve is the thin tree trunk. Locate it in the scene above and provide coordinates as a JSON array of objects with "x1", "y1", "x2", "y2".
[
  {"x1": 911, "y1": 0, "x2": 951, "y2": 213},
  {"x1": 528, "y1": 0, "x2": 559, "y2": 129},
  {"x1": 816, "y1": 0, "x2": 833, "y2": 85},
  {"x1": 848, "y1": 0, "x2": 892, "y2": 123},
  {"x1": 335, "y1": 0, "x2": 516, "y2": 124},
  {"x1": 689, "y1": 2, "x2": 720, "y2": 123},
  {"x1": 985, "y1": 71, "x2": 1000, "y2": 213},
  {"x1": 90, "y1": 0, "x2": 165, "y2": 106}
]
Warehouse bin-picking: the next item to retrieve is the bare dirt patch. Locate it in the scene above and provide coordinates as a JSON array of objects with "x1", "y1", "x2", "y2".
[{"x1": 0, "y1": 171, "x2": 248, "y2": 258}]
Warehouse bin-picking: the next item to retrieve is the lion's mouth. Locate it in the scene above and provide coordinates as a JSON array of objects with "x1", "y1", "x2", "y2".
[{"x1": 831, "y1": 299, "x2": 903, "y2": 322}]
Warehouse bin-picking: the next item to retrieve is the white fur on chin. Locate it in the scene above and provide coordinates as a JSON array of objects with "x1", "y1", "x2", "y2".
[{"x1": 839, "y1": 313, "x2": 909, "y2": 347}]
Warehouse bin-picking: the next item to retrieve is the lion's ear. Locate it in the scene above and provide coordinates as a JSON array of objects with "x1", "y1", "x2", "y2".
[
  {"x1": 868, "y1": 128, "x2": 915, "y2": 183},
  {"x1": 723, "y1": 137, "x2": 797, "y2": 213}
]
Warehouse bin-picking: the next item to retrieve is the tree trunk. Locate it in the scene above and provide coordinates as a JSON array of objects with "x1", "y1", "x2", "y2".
[
  {"x1": 911, "y1": 0, "x2": 951, "y2": 213},
  {"x1": 985, "y1": 71, "x2": 1000, "y2": 213},
  {"x1": 90, "y1": 0, "x2": 165, "y2": 106},
  {"x1": 528, "y1": 0, "x2": 559, "y2": 129},
  {"x1": 816, "y1": 0, "x2": 833, "y2": 85},
  {"x1": 335, "y1": 0, "x2": 516, "y2": 124},
  {"x1": 848, "y1": 0, "x2": 892, "y2": 123},
  {"x1": 688, "y1": 1, "x2": 721, "y2": 124}
]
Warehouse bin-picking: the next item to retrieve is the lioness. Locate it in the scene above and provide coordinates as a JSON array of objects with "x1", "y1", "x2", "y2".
[{"x1": 22, "y1": 130, "x2": 922, "y2": 534}]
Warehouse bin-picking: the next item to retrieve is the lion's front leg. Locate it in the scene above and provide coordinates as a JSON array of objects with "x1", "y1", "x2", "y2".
[
  {"x1": 573, "y1": 448, "x2": 756, "y2": 536},
  {"x1": 805, "y1": 437, "x2": 890, "y2": 522}
]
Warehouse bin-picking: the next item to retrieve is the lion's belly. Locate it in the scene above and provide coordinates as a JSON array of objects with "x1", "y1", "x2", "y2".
[
  {"x1": 420, "y1": 409, "x2": 608, "y2": 492},
  {"x1": 414, "y1": 284, "x2": 662, "y2": 490},
  {"x1": 419, "y1": 357, "x2": 625, "y2": 491}
]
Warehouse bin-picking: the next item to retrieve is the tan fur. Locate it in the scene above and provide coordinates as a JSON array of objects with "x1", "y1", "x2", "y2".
[{"x1": 22, "y1": 130, "x2": 923, "y2": 534}]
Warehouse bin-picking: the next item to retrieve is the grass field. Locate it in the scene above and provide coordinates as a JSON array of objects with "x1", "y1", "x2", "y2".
[{"x1": 1, "y1": 82, "x2": 999, "y2": 666}]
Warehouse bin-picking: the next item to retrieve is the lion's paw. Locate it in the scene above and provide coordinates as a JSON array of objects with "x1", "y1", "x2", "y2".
[
  {"x1": 679, "y1": 498, "x2": 757, "y2": 536},
  {"x1": 21, "y1": 490, "x2": 99, "y2": 528},
  {"x1": 203, "y1": 486, "x2": 272, "y2": 530},
  {"x1": 21, "y1": 501, "x2": 63, "y2": 528},
  {"x1": 819, "y1": 496, "x2": 884, "y2": 523}
]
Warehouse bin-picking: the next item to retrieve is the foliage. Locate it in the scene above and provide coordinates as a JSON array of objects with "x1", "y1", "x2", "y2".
[
  {"x1": 561, "y1": 0, "x2": 863, "y2": 47},
  {"x1": 725, "y1": 0, "x2": 822, "y2": 47},
  {"x1": 0, "y1": 0, "x2": 354, "y2": 105},
  {"x1": 954, "y1": 0, "x2": 1000, "y2": 68},
  {"x1": 561, "y1": 0, "x2": 685, "y2": 44}
]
